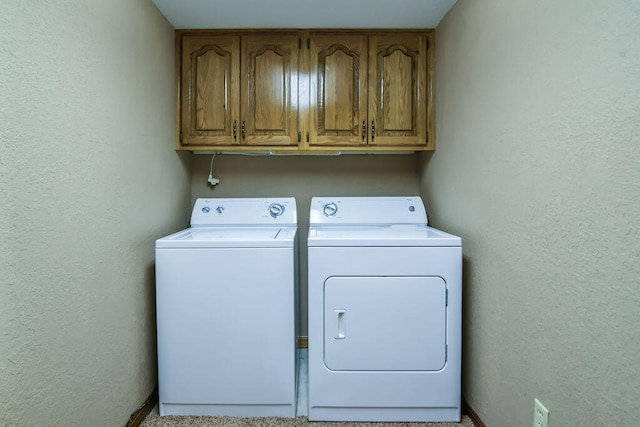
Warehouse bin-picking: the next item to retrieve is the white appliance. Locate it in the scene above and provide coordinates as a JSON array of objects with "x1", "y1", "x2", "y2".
[
  {"x1": 155, "y1": 197, "x2": 298, "y2": 417},
  {"x1": 307, "y1": 196, "x2": 462, "y2": 422}
]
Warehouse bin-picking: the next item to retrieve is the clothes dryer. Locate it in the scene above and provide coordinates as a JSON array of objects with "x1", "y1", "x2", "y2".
[
  {"x1": 307, "y1": 196, "x2": 462, "y2": 422},
  {"x1": 156, "y1": 198, "x2": 298, "y2": 417}
]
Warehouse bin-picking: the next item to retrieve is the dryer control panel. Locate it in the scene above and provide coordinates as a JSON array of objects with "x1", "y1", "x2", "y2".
[{"x1": 309, "y1": 196, "x2": 427, "y2": 226}]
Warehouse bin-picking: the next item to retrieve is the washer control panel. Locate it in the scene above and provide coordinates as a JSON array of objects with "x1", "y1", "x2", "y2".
[{"x1": 191, "y1": 198, "x2": 297, "y2": 226}]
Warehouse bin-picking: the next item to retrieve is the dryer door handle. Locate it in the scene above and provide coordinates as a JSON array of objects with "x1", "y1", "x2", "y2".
[{"x1": 334, "y1": 310, "x2": 346, "y2": 339}]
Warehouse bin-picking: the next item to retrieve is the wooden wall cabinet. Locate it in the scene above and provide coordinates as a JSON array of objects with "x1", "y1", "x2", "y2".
[
  {"x1": 179, "y1": 32, "x2": 299, "y2": 148},
  {"x1": 241, "y1": 34, "x2": 299, "y2": 146},
  {"x1": 308, "y1": 34, "x2": 368, "y2": 146},
  {"x1": 180, "y1": 35, "x2": 239, "y2": 146},
  {"x1": 177, "y1": 30, "x2": 434, "y2": 152},
  {"x1": 308, "y1": 33, "x2": 432, "y2": 149}
]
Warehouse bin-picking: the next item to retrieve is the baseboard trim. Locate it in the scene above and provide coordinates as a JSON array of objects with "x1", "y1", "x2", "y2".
[
  {"x1": 463, "y1": 399, "x2": 486, "y2": 427},
  {"x1": 298, "y1": 336, "x2": 308, "y2": 349},
  {"x1": 126, "y1": 387, "x2": 158, "y2": 427}
]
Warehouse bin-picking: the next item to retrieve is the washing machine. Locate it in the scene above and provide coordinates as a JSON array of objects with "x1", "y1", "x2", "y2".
[
  {"x1": 307, "y1": 196, "x2": 462, "y2": 422},
  {"x1": 155, "y1": 197, "x2": 298, "y2": 417}
]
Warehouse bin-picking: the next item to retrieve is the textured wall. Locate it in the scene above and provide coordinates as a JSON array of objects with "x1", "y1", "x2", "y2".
[
  {"x1": 0, "y1": 1, "x2": 190, "y2": 426},
  {"x1": 421, "y1": 0, "x2": 640, "y2": 426},
  {"x1": 191, "y1": 154, "x2": 421, "y2": 335}
]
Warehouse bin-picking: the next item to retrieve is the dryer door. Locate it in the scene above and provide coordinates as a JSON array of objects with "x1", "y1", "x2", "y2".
[{"x1": 324, "y1": 276, "x2": 446, "y2": 371}]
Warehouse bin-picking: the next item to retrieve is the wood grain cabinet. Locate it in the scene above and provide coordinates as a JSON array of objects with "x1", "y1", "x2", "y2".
[
  {"x1": 308, "y1": 34, "x2": 368, "y2": 146},
  {"x1": 241, "y1": 34, "x2": 299, "y2": 146},
  {"x1": 369, "y1": 34, "x2": 431, "y2": 147},
  {"x1": 177, "y1": 30, "x2": 434, "y2": 152},
  {"x1": 180, "y1": 34, "x2": 239, "y2": 146},
  {"x1": 179, "y1": 32, "x2": 299, "y2": 148},
  {"x1": 308, "y1": 33, "x2": 433, "y2": 149}
]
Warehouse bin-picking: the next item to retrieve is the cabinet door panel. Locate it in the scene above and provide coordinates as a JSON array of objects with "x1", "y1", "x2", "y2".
[
  {"x1": 382, "y1": 50, "x2": 413, "y2": 131},
  {"x1": 242, "y1": 35, "x2": 299, "y2": 146},
  {"x1": 181, "y1": 35, "x2": 240, "y2": 145},
  {"x1": 369, "y1": 34, "x2": 427, "y2": 146},
  {"x1": 310, "y1": 34, "x2": 367, "y2": 145}
]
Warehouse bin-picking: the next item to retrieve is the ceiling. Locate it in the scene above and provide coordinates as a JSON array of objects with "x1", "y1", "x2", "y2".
[{"x1": 151, "y1": 0, "x2": 457, "y2": 29}]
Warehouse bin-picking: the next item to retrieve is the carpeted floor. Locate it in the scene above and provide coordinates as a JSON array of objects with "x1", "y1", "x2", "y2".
[
  {"x1": 141, "y1": 415, "x2": 476, "y2": 427},
  {"x1": 144, "y1": 351, "x2": 474, "y2": 427}
]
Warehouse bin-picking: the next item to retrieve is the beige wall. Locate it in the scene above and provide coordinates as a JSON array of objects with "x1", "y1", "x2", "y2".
[
  {"x1": 0, "y1": 1, "x2": 190, "y2": 426},
  {"x1": 6, "y1": 0, "x2": 638, "y2": 425},
  {"x1": 421, "y1": 0, "x2": 640, "y2": 425},
  {"x1": 191, "y1": 154, "x2": 421, "y2": 335}
]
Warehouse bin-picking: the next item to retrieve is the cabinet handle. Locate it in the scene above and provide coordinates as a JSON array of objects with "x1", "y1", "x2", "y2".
[
  {"x1": 233, "y1": 120, "x2": 237, "y2": 142},
  {"x1": 362, "y1": 120, "x2": 366, "y2": 141},
  {"x1": 371, "y1": 120, "x2": 375, "y2": 142},
  {"x1": 242, "y1": 121, "x2": 245, "y2": 140}
]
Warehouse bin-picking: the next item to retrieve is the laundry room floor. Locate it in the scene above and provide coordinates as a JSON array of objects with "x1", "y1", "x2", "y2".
[{"x1": 141, "y1": 350, "x2": 475, "y2": 427}]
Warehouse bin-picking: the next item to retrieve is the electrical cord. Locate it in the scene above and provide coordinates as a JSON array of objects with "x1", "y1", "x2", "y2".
[{"x1": 208, "y1": 153, "x2": 220, "y2": 186}]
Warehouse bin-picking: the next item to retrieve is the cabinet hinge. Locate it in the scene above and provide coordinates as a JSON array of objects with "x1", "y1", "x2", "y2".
[
  {"x1": 426, "y1": 131, "x2": 429, "y2": 144},
  {"x1": 307, "y1": 38, "x2": 310, "y2": 49},
  {"x1": 179, "y1": 131, "x2": 183, "y2": 143},
  {"x1": 298, "y1": 131, "x2": 301, "y2": 142},
  {"x1": 426, "y1": 38, "x2": 430, "y2": 50},
  {"x1": 306, "y1": 132, "x2": 309, "y2": 142},
  {"x1": 299, "y1": 38, "x2": 302, "y2": 49}
]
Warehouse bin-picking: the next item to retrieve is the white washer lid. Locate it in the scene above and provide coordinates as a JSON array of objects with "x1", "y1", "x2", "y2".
[
  {"x1": 307, "y1": 224, "x2": 460, "y2": 247},
  {"x1": 156, "y1": 226, "x2": 297, "y2": 248}
]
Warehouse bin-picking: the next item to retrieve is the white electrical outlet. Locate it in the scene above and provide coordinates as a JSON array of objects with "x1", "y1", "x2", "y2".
[{"x1": 533, "y1": 398, "x2": 549, "y2": 427}]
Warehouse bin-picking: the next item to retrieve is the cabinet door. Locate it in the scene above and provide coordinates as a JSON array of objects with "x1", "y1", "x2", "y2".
[
  {"x1": 181, "y1": 35, "x2": 240, "y2": 146},
  {"x1": 241, "y1": 34, "x2": 300, "y2": 146},
  {"x1": 369, "y1": 34, "x2": 429, "y2": 146},
  {"x1": 309, "y1": 34, "x2": 368, "y2": 146}
]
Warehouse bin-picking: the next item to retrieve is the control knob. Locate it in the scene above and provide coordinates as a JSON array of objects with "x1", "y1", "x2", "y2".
[
  {"x1": 323, "y1": 202, "x2": 338, "y2": 217},
  {"x1": 268, "y1": 203, "x2": 285, "y2": 218}
]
